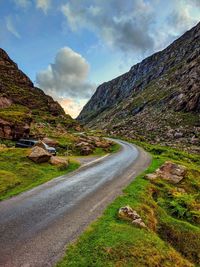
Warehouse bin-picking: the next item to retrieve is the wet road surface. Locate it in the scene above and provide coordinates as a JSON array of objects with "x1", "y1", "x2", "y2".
[{"x1": 0, "y1": 139, "x2": 151, "y2": 267}]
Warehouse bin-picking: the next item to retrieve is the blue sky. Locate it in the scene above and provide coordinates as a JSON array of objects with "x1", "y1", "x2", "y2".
[{"x1": 0, "y1": 0, "x2": 200, "y2": 117}]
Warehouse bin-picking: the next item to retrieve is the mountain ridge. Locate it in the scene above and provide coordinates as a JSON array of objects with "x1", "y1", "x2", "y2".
[
  {"x1": 78, "y1": 22, "x2": 200, "y2": 152},
  {"x1": 0, "y1": 48, "x2": 78, "y2": 140}
]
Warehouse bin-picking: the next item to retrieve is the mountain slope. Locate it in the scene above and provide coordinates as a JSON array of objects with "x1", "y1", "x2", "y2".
[
  {"x1": 0, "y1": 48, "x2": 78, "y2": 140},
  {"x1": 78, "y1": 22, "x2": 200, "y2": 152}
]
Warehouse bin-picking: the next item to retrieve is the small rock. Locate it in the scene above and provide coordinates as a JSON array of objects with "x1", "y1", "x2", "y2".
[
  {"x1": 176, "y1": 187, "x2": 186, "y2": 193},
  {"x1": 174, "y1": 132, "x2": 184, "y2": 138},
  {"x1": 28, "y1": 146, "x2": 51, "y2": 163},
  {"x1": 75, "y1": 141, "x2": 94, "y2": 155},
  {"x1": 118, "y1": 205, "x2": 146, "y2": 228},
  {"x1": 95, "y1": 140, "x2": 110, "y2": 148},
  {"x1": 145, "y1": 173, "x2": 158, "y2": 180},
  {"x1": 50, "y1": 156, "x2": 69, "y2": 169}
]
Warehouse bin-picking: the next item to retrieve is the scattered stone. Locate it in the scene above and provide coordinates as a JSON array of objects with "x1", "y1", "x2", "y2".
[
  {"x1": 0, "y1": 144, "x2": 7, "y2": 150},
  {"x1": 190, "y1": 136, "x2": 199, "y2": 145},
  {"x1": 95, "y1": 140, "x2": 110, "y2": 148},
  {"x1": 145, "y1": 173, "x2": 158, "y2": 180},
  {"x1": 118, "y1": 205, "x2": 146, "y2": 228},
  {"x1": 74, "y1": 125, "x2": 82, "y2": 132},
  {"x1": 146, "y1": 161, "x2": 187, "y2": 184},
  {"x1": 176, "y1": 187, "x2": 186, "y2": 193},
  {"x1": 28, "y1": 146, "x2": 51, "y2": 163},
  {"x1": 75, "y1": 141, "x2": 94, "y2": 155},
  {"x1": 174, "y1": 132, "x2": 184, "y2": 138},
  {"x1": 50, "y1": 156, "x2": 69, "y2": 169},
  {"x1": 0, "y1": 97, "x2": 12, "y2": 108}
]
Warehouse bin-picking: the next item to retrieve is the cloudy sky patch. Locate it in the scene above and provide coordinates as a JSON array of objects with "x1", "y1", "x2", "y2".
[{"x1": 0, "y1": 0, "x2": 199, "y2": 117}]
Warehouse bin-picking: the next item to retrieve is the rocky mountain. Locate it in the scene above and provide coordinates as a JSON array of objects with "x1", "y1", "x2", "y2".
[
  {"x1": 78, "y1": 22, "x2": 200, "y2": 152},
  {"x1": 0, "y1": 48, "x2": 78, "y2": 140}
]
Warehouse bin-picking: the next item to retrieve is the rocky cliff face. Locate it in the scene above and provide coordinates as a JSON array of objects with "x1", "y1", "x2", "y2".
[
  {"x1": 78, "y1": 22, "x2": 200, "y2": 152},
  {"x1": 0, "y1": 48, "x2": 64, "y2": 115},
  {"x1": 0, "y1": 48, "x2": 77, "y2": 140}
]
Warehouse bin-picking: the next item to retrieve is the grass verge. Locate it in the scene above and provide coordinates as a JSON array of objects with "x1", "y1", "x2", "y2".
[
  {"x1": 57, "y1": 140, "x2": 200, "y2": 267},
  {"x1": 0, "y1": 148, "x2": 80, "y2": 201},
  {"x1": 0, "y1": 141, "x2": 120, "y2": 201}
]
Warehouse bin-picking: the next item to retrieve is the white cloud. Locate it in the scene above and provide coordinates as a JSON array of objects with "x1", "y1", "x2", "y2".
[
  {"x1": 61, "y1": 0, "x2": 155, "y2": 54},
  {"x1": 5, "y1": 16, "x2": 20, "y2": 38},
  {"x1": 36, "y1": 47, "x2": 95, "y2": 117},
  {"x1": 150, "y1": 1, "x2": 199, "y2": 52},
  {"x1": 14, "y1": 0, "x2": 31, "y2": 8},
  {"x1": 58, "y1": 98, "x2": 86, "y2": 118},
  {"x1": 167, "y1": 4, "x2": 198, "y2": 35},
  {"x1": 36, "y1": 0, "x2": 51, "y2": 14}
]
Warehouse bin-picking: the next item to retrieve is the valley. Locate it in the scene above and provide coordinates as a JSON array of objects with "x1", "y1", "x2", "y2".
[{"x1": 0, "y1": 15, "x2": 199, "y2": 267}]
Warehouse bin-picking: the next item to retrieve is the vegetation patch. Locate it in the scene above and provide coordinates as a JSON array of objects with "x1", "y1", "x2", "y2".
[
  {"x1": 57, "y1": 141, "x2": 200, "y2": 267},
  {"x1": 0, "y1": 104, "x2": 31, "y2": 123},
  {"x1": 0, "y1": 147, "x2": 80, "y2": 200}
]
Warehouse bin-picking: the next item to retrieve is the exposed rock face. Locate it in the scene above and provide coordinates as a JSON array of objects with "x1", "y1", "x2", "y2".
[
  {"x1": 0, "y1": 48, "x2": 80, "y2": 140},
  {"x1": 78, "y1": 22, "x2": 200, "y2": 151},
  {"x1": 0, "y1": 97, "x2": 12, "y2": 108},
  {"x1": 0, "y1": 118, "x2": 31, "y2": 140},
  {"x1": 28, "y1": 146, "x2": 51, "y2": 163},
  {"x1": 146, "y1": 161, "x2": 187, "y2": 184},
  {"x1": 0, "y1": 48, "x2": 64, "y2": 116},
  {"x1": 118, "y1": 205, "x2": 146, "y2": 228}
]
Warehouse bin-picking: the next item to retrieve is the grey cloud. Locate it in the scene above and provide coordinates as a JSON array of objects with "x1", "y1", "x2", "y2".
[
  {"x1": 36, "y1": 47, "x2": 95, "y2": 99},
  {"x1": 61, "y1": 0, "x2": 155, "y2": 54},
  {"x1": 187, "y1": 0, "x2": 200, "y2": 7}
]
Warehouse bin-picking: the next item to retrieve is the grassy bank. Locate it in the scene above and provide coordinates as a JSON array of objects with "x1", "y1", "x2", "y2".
[
  {"x1": 0, "y1": 147, "x2": 80, "y2": 201},
  {"x1": 57, "y1": 141, "x2": 200, "y2": 267},
  {"x1": 0, "y1": 141, "x2": 120, "y2": 201}
]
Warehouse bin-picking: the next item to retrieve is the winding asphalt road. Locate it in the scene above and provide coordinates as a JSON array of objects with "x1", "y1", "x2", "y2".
[{"x1": 0, "y1": 139, "x2": 151, "y2": 267}]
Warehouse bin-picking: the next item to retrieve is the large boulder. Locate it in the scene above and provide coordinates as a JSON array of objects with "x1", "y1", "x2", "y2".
[
  {"x1": 28, "y1": 146, "x2": 51, "y2": 163},
  {"x1": 146, "y1": 161, "x2": 187, "y2": 184},
  {"x1": 50, "y1": 156, "x2": 69, "y2": 169},
  {"x1": 42, "y1": 137, "x2": 58, "y2": 147},
  {"x1": 118, "y1": 205, "x2": 146, "y2": 228}
]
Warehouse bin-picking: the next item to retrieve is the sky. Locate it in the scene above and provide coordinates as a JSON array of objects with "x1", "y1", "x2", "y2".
[{"x1": 0, "y1": 0, "x2": 200, "y2": 118}]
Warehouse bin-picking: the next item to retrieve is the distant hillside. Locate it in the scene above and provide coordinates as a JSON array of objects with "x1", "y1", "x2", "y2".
[
  {"x1": 0, "y1": 48, "x2": 78, "y2": 140},
  {"x1": 78, "y1": 22, "x2": 200, "y2": 152}
]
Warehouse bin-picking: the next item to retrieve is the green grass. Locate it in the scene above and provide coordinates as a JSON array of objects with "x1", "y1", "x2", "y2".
[
  {"x1": 0, "y1": 148, "x2": 80, "y2": 201},
  {"x1": 57, "y1": 140, "x2": 200, "y2": 267},
  {"x1": 0, "y1": 104, "x2": 31, "y2": 123},
  {"x1": 93, "y1": 143, "x2": 121, "y2": 156},
  {"x1": 0, "y1": 140, "x2": 119, "y2": 201}
]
